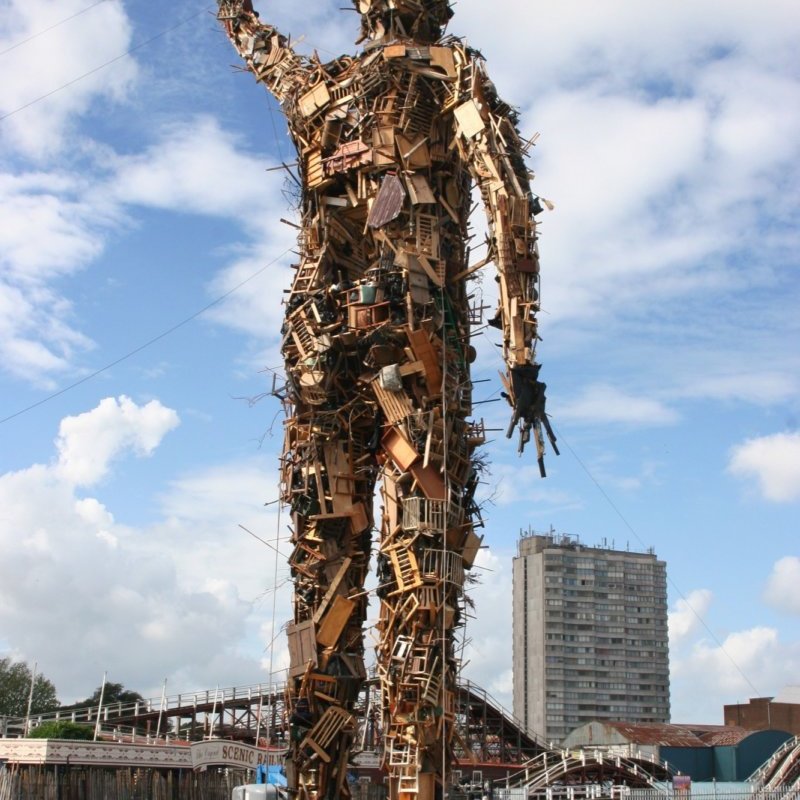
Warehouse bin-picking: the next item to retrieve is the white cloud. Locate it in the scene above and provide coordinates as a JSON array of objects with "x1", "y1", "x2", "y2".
[
  {"x1": 110, "y1": 117, "x2": 279, "y2": 227},
  {"x1": 558, "y1": 384, "x2": 679, "y2": 427},
  {"x1": 671, "y1": 626, "x2": 800, "y2": 722},
  {"x1": 108, "y1": 116, "x2": 298, "y2": 344},
  {"x1": 0, "y1": 397, "x2": 279, "y2": 701},
  {"x1": 764, "y1": 557, "x2": 800, "y2": 615},
  {"x1": 0, "y1": 172, "x2": 103, "y2": 282},
  {"x1": 669, "y1": 589, "x2": 713, "y2": 643},
  {"x1": 204, "y1": 246, "x2": 294, "y2": 344},
  {"x1": 55, "y1": 395, "x2": 180, "y2": 487},
  {"x1": 456, "y1": 0, "x2": 799, "y2": 102},
  {"x1": 0, "y1": 171, "x2": 104, "y2": 385},
  {"x1": 159, "y1": 463, "x2": 278, "y2": 527},
  {"x1": 676, "y1": 370, "x2": 799, "y2": 407},
  {"x1": 255, "y1": 0, "x2": 355, "y2": 60},
  {"x1": 450, "y1": 0, "x2": 800, "y2": 421},
  {"x1": 0, "y1": 0, "x2": 137, "y2": 159},
  {"x1": 728, "y1": 431, "x2": 800, "y2": 502},
  {"x1": 461, "y1": 548, "x2": 516, "y2": 713},
  {"x1": 4, "y1": 0, "x2": 797, "y2": 411},
  {"x1": 669, "y1": 580, "x2": 800, "y2": 722},
  {"x1": 537, "y1": 91, "x2": 707, "y2": 234},
  {"x1": 477, "y1": 462, "x2": 581, "y2": 511},
  {"x1": 0, "y1": 114, "x2": 296, "y2": 387},
  {"x1": 534, "y1": 66, "x2": 799, "y2": 327}
]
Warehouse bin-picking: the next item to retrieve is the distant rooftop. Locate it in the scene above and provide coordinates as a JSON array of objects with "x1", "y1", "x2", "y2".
[
  {"x1": 517, "y1": 526, "x2": 657, "y2": 558},
  {"x1": 584, "y1": 721, "x2": 760, "y2": 748}
]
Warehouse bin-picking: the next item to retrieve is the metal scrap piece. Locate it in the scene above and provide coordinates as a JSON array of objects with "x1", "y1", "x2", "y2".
[{"x1": 366, "y1": 173, "x2": 406, "y2": 228}]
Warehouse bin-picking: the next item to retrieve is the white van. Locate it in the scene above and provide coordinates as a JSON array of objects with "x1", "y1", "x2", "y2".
[{"x1": 232, "y1": 785, "x2": 282, "y2": 799}]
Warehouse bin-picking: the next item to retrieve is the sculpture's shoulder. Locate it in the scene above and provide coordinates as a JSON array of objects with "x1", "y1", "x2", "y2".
[
  {"x1": 285, "y1": 36, "x2": 471, "y2": 121},
  {"x1": 283, "y1": 36, "x2": 486, "y2": 183}
]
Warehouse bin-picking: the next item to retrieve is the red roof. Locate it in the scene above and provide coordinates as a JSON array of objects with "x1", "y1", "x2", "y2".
[{"x1": 598, "y1": 722, "x2": 756, "y2": 747}]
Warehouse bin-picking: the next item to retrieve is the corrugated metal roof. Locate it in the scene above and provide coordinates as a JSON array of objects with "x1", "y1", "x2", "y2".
[
  {"x1": 599, "y1": 722, "x2": 707, "y2": 747},
  {"x1": 691, "y1": 725, "x2": 755, "y2": 746},
  {"x1": 599, "y1": 722, "x2": 759, "y2": 747}
]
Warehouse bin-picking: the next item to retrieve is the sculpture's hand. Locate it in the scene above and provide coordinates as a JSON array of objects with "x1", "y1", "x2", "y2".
[{"x1": 504, "y1": 364, "x2": 559, "y2": 471}]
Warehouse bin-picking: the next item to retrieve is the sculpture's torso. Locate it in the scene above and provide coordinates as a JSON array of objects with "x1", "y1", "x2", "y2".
[{"x1": 283, "y1": 42, "x2": 474, "y2": 285}]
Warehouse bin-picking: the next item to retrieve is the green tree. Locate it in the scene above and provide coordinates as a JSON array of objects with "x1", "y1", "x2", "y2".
[
  {"x1": 0, "y1": 658, "x2": 60, "y2": 717},
  {"x1": 28, "y1": 720, "x2": 94, "y2": 740},
  {"x1": 74, "y1": 681, "x2": 144, "y2": 708}
]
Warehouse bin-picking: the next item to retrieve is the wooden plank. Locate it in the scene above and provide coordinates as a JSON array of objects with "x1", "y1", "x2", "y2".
[
  {"x1": 454, "y1": 99, "x2": 485, "y2": 139},
  {"x1": 372, "y1": 380, "x2": 415, "y2": 424},
  {"x1": 367, "y1": 173, "x2": 406, "y2": 228},
  {"x1": 303, "y1": 147, "x2": 326, "y2": 188},
  {"x1": 398, "y1": 359, "x2": 425, "y2": 377},
  {"x1": 407, "y1": 173, "x2": 435, "y2": 205},
  {"x1": 372, "y1": 126, "x2": 396, "y2": 165},
  {"x1": 323, "y1": 442, "x2": 356, "y2": 516},
  {"x1": 462, "y1": 529, "x2": 484, "y2": 568},
  {"x1": 410, "y1": 462, "x2": 447, "y2": 501},
  {"x1": 348, "y1": 501, "x2": 369, "y2": 536},
  {"x1": 407, "y1": 328, "x2": 443, "y2": 390},
  {"x1": 383, "y1": 474, "x2": 400, "y2": 533},
  {"x1": 396, "y1": 133, "x2": 431, "y2": 168},
  {"x1": 384, "y1": 43, "x2": 407, "y2": 59},
  {"x1": 382, "y1": 427, "x2": 421, "y2": 471},
  {"x1": 299, "y1": 82, "x2": 331, "y2": 117},
  {"x1": 316, "y1": 595, "x2": 356, "y2": 648},
  {"x1": 429, "y1": 46, "x2": 456, "y2": 78},
  {"x1": 417, "y1": 253, "x2": 443, "y2": 287},
  {"x1": 312, "y1": 557, "x2": 353, "y2": 625},
  {"x1": 287, "y1": 620, "x2": 318, "y2": 678}
]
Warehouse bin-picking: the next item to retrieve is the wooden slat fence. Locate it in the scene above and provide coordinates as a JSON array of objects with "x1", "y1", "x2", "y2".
[{"x1": 0, "y1": 764, "x2": 251, "y2": 800}]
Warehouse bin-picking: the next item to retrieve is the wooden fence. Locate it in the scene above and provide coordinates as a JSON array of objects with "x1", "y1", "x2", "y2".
[{"x1": 0, "y1": 764, "x2": 251, "y2": 800}]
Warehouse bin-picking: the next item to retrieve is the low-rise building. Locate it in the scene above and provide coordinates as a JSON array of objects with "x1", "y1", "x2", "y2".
[
  {"x1": 562, "y1": 721, "x2": 793, "y2": 781},
  {"x1": 725, "y1": 687, "x2": 800, "y2": 736}
]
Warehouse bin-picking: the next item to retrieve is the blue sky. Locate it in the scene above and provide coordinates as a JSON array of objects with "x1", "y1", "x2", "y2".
[{"x1": 0, "y1": 0, "x2": 798, "y2": 728}]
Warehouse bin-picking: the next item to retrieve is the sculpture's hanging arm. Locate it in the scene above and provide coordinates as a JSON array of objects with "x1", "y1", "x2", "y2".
[
  {"x1": 459, "y1": 59, "x2": 558, "y2": 472},
  {"x1": 217, "y1": 0, "x2": 306, "y2": 103}
]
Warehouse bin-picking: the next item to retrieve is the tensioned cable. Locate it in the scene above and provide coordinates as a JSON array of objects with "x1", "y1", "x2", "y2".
[
  {"x1": 0, "y1": 4, "x2": 344, "y2": 127},
  {"x1": 265, "y1": 485, "x2": 283, "y2": 750},
  {"x1": 0, "y1": 246, "x2": 294, "y2": 427},
  {"x1": 0, "y1": 0, "x2": 110, "y2": 58},
  {"x1": 478, "y1": 296, "x2": 762, "y2": 697},
  {"x1": 239, "y1": 523, "x2": 291, "y2": 561},
  {"x1": 0, "y1": 0, "x2": 384, "y2": 127},
  {"x1": 0, "y1": 6, "x2": 213, "y2": 123},
  {"x1": 464, "y1": 355, "x2": 764, "y2": 700},
  {"x1": 439, "y1": 285, "x2": 450, "y2": 793},
  {"x1": 552, "y1": 422, "x2": 762, "y2": 697}
]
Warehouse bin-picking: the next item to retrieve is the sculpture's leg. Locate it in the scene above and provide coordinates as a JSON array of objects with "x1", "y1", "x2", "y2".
[
  {"x1": 280, "y1": 253, "x2": 377, "y2": 800},
  {"x1": 374, "y1": 291, "x2": 483, "y2": 800}
]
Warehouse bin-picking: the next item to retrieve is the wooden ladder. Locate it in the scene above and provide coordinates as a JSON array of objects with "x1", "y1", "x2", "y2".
[
  {"x1": 389, "y1": 546, "x2": 423, "y2": 593},
  {"x1": 299, "y1": 706, "x2": 354, "y2": 763},
  {"x1": 291, "y1": 259, "x2": 321, "y2": 296},
  {"x1": 398, "y1": 770, "x2": 420, "y2": 795}
]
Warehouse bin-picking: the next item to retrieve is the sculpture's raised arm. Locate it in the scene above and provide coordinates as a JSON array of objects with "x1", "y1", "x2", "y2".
[
  {"x1": 216, "y1": 0, "x2": 307, "y2": 103},
  {"x1": 456, "y1": 56, "x2": 558, "y2": 471}
]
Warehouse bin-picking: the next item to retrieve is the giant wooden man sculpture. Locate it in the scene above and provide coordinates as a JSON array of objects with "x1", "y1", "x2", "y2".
[{"x1": 217, "y1": 1, "x2": 556, "y2": 797}]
